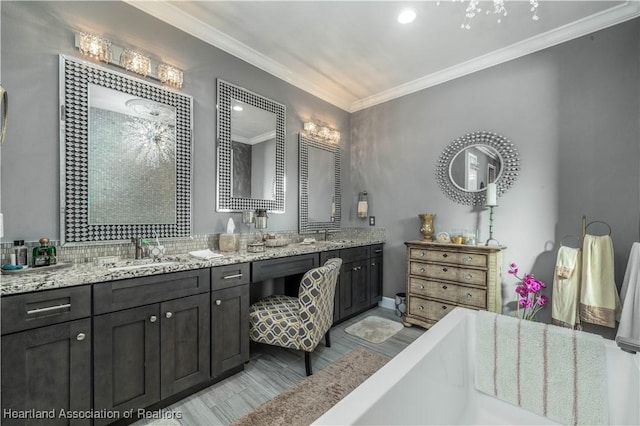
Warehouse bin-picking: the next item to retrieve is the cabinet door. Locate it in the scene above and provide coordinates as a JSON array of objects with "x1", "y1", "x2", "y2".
[
  {"x1": 212, "y1": 284, "x2": 249, "y2": 377},
  {"x1": 94, "y1": 304, "x2": 160, "y2": 423},
  {"x1": 369, "y1": 255, "x2": 383, "y2": 304},
  {"x1": 352, "y1": 259, "x2": 371, "y2": 313},
  {"x1": 1, "y1": 319, "x2": 91, "y2": 426},
  {"x1": 160, "y1": 294, "x2": 211, "y2": 399}
]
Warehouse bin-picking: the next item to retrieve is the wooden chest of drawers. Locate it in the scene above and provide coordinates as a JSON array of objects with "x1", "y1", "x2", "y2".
[{"x1": 404, "y1": 241, "x2": 503, "y2": 329}]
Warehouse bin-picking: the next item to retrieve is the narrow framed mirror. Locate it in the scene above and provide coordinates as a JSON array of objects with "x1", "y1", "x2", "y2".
[
  {"x1": 216, "y1": 79, "x2": 286, "y2": 212},
  {"x1": 60, "y1": 55, "x2": 193, "y2": 244},
  {"x1": 298, "y1": 133, "x2": 341, "y2": 232}
]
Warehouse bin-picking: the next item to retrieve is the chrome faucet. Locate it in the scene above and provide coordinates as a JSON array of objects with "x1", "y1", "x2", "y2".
[{"x1": 132, "y1": 238, "x2": 143, "y2": 260}]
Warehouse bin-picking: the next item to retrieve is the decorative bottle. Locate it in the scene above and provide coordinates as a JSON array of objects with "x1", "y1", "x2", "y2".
[
  {"x1": 32, "y1": 238, "x2": 56, "y2": 267},
  {"x1": 13, "y1": 240, "x2": 28, "y2": 266}
]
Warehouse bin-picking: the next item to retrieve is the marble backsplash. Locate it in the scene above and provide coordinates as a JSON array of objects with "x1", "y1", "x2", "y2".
[{"x1": 0, "y1": 227, "x2": 385, "y2": 266}]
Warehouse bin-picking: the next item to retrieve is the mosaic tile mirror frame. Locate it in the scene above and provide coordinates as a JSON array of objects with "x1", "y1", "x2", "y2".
[{"x1": 59, "y1": 55, "x2": 193, "y2": 244}]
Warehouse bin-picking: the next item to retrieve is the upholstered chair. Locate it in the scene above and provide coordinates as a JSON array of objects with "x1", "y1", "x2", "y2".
[{"x1": 249, "y1": 258, "x2": 343, "y2": 376}]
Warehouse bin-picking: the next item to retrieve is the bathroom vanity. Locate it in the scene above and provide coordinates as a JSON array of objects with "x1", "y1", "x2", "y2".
[{"x1": 0, "y1": 240, "x2": 383, "y2": 425}]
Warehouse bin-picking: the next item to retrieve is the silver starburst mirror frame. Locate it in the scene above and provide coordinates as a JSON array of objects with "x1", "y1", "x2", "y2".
[{"x1": 435, "y1": 130, "x2": 520, "y2": 205}]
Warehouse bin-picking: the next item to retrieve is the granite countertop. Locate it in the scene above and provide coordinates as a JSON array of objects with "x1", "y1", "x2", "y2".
[{"x1": 1, "y1": 239, "x2": 385, "y2": 296}]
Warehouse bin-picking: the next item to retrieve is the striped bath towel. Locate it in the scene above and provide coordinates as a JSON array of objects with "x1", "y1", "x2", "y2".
[{"x1": 475, "y1": 311, "x2": 608, "y2": 425}]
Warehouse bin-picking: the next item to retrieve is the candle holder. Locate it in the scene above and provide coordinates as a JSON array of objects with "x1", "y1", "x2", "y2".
[{"x1": 485, "y1": 205, "x2": 500, "y2": 246}]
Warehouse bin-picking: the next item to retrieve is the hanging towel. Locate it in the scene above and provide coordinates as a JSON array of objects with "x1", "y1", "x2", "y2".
[
  {"x1": 615, "y1": 242, "x2": 640, "y2": 353},
  {"x1": 552, "y1": 246, "x2": 582, "y2": 328},
  {"x1": 580, "y1": 234, "x2": 621, "y2": 328},
  {"x1": 475, "y1": 311, "x2": 608, "y2": 425}
]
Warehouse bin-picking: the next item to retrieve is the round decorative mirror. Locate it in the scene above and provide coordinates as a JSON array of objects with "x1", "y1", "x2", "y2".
[{"x1": 435, "y1": 131, "x2": 520, "y2": 205}]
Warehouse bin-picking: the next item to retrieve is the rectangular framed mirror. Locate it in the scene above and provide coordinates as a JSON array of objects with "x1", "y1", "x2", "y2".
[
  {"x1": 60, "y1": 55, "x2": 193, "y2": 244},
  {"x1": 216, "y1": 79, "x2": 286, "y2": 213},
  {"x1": 298, "y1": 133, "x2": 341, "y2": 232}
]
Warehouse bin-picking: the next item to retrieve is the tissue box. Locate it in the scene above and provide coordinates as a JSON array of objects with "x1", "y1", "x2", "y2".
[{"x1": 219, "y1": 234, "x2": 239, "y2": 252}]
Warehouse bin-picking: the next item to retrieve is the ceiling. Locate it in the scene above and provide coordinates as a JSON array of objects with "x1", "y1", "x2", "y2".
[{"x1": 126, "y1": 1, "x2": 640, "y2": 112}]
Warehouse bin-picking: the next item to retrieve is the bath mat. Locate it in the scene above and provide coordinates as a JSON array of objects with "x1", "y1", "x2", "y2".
[
  {"x1": 231, "y1": 347, "x2": 389, "y2": 426},
  {"x1": 344, "y1": 315, "x2": 404, "y2": 343}
]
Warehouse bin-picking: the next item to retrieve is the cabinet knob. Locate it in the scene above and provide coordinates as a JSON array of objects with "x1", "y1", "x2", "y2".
[
  {"x1": 442, "y1": 305, "x2": 448, "y2": 310},
  {"x1": 442, "y1": 253, "x2": 448, "y2": 258},
  {"x1": 442, "y1": 285, "x2": 448, "y2": 290},
  {"x1": 215, "y1": 300, "x2": 222, "y2": 306},
  {"x1": 420, "y1": 268, "x2": 425, "y2": 273},
  {"x1": 466, "y1": 293, "x2": 473, "y2": 299},
  {"x1": 420, "y1": 251, "x2": 425, "y2": 257},
  {"x1": 465, "y1": 256, "x2": 473, "y2": 262},
  {"x1": 371, "y1": 262, "x2": 376, "y2": 266},
  {"x1": 76, "y1": 333, "x2": 86, "y2": 341},
  {"x1": 150, "y1": 315, "x2": 157, "y2": 323},
  {"x1": 464, "y1": 274, "x2": 473, "y2": 280},
  {"x1": 419, "y1": 285, "x2": 425, "y2": 290},
  {"x1": 165, "y1": 312, "x2": 173, "y2": 319},
  {"x1": 418, "y1": 305, "x2": 425, "y2": 310},
  {"x1": 442, "y1": 267, "x2": 448, "y2": 272}
]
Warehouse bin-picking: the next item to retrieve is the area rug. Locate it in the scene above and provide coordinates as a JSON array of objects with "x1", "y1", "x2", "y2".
[
  {"x1": 344, "y1": 315, "x2": 404, "y2": 344},
  {"x1": 231, "y1": 347, "x2": 389, "y2": 426}
]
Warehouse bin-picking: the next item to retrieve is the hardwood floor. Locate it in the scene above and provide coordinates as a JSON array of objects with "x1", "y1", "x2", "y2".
[{"x1": 134, "y1": 306, "x2": 425, "y2": 426}]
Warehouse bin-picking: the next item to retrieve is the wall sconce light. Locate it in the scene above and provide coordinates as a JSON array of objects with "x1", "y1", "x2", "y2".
[
  {"x1": 120, "y1": 48, "x2": 151, "y2": 77},
  {"x1": 303, "y1": 121, "x2": 340, "y2": 143},
  {"x1": 77, "y1": 32, "x2": 112, "y2": 63},
  {"x1": 157, "y1": 63, "x2": 184, "y2": 89},
  {"x1": 74, "y1": 32, "x2": 184, "y2": 88}
]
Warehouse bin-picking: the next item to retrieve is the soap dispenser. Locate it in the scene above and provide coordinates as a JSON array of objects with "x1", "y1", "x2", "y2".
[{"x1": 32, "y1": 238, "x2": 56, "y2": 267}]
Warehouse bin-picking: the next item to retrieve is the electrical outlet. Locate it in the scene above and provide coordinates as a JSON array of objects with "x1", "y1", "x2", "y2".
[{"x1": 369, "y1": 216, "x2": 375, "y2": 226}]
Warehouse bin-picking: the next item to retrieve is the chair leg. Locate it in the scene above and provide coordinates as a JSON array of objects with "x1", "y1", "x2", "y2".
[
  {"x1": 305, "y1": 351, "x2": 312, "y2": 376},
  {"x1": 325, "y1": 330, "x2": 331, "y2": 348}
]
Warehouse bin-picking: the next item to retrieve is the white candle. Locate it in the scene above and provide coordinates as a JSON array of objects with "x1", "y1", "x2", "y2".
[{"x1": 486, "y1": 183, "x2": 497, "y2": 206}]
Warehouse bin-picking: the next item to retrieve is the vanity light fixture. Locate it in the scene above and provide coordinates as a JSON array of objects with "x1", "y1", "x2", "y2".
[
  {"x1": 157, "y1": 63, "x2": 184, "y2": 89},
  {"x1": 120, "y1": 48, "x2": 151, "y2": 77},
  {"x1": 77, "y1": 32, "x2": 112, "y2": 63},
  {"x1": 74, "y1": 32, "x2": 184, "y2": 88},
  {"x1": 303, "y1": 121, "x2": 340, "y2": 144}
]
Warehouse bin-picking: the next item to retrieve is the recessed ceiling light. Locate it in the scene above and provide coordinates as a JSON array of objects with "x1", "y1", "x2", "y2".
[{"x1": 398, "y1": 8, "x2": 417, "y2": 24}]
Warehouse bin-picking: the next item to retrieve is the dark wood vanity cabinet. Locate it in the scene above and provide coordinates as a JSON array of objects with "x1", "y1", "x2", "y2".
[
  {"x1": 211, "y1": 263, "x2": 250, "y2": 377},
  {"x1": 93, "y1": 270, "x2": 211, "y2": 424},
  {"x1": 1, "y1": 286, "x2": 92, "y2": 426}
]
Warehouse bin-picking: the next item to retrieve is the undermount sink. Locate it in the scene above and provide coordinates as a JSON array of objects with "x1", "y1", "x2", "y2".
[{"x1": 107, "y1": 261, "x2": 180, "y2": 272}]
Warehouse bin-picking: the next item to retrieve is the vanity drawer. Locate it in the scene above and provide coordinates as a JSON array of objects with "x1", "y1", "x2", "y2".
[
  {"x1": 416, "y1": 264, "x2": 486, "y2": 286},
  {"x1": 340, "y1": 246, "x2": 371, "y2": 263},
  {"x1": 409, "y1": 296, "x2": 457, "y2": 323},
  {"x1": 252, "y1": 253, "x2": 319, "y2": 282},
  {"x1": 1, "y1": 285, "x2": 91, "y2": 335},
  {"x1": 409, "y1": 277, "x2": 486, "y2": 308},
  {"x1": 94, "y1": 268, "x2": 210, "y2": 314},
  {"x1": 211, "y1": 263, "x2": 250, "y2": 290}
]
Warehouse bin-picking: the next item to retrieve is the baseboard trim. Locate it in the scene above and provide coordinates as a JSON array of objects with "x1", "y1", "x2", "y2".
[{"x1": 378, "y1": 296, "x2": 396, "y2": 311}]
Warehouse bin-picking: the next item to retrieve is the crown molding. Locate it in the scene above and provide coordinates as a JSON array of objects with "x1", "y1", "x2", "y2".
[
  {"x1": 350, "y1": 1, "x2": 640, "y2": 112},
  {"x1": 123, "y1": 0, "x2": 353, "y2": 112},
  {"x1": 125, "y1": 1, "x2": 640, "y2": 114}
]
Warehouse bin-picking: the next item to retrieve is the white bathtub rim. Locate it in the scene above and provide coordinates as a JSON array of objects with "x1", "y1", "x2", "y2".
[{"x1": 313, "y1": 307, "x2": 474, "y2": 425}]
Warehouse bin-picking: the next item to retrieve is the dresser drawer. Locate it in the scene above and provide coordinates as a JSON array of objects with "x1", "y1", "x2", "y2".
[
  {"x1": 422, "y1": 264, "x2": 486, "y2": 286},
  {"x1": 1, "y1": 285, "x2": 91, "y2": 335},
  {"x1": 409, "y1": 296, "x2": 456, "y2": 323},
  {"x1": 409, "y1": 277, "x2": 486, "y2": 308},
  {"x1": 426, "y1": 250, "x2": 487, "y2": 268}
]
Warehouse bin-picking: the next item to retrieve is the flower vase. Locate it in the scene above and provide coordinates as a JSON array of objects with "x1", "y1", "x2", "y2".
[{"x1": 418, "y1": 213, "x2": 435, "y2": 241}]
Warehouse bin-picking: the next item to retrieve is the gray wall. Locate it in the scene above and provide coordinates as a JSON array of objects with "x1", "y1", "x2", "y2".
[
  {"x1": 0, "y1": 1, "x2": 350, "y2": 241},
  {"x1": 348, "y1": 19, "x2": 640, "y2": 323}
]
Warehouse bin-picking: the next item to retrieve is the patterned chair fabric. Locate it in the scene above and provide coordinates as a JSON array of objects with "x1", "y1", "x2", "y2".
[{"x1": 249, "y1": 258, "x2": 343, "y2": 352}]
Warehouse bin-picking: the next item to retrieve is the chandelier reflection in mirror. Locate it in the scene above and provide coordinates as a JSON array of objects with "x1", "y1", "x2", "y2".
[
  {"x1": 303, "y1": 121, "x2": 340, "y2": 144},
  {"x1": 124, "y1": 99, "x2": 176, "y2": 168}
]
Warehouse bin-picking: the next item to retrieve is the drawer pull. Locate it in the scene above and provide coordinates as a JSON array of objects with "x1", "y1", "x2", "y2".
[
  {"x1": 464, "y1": 274, "x2": 473, "y2": 280},
  {"x1": 442, "y1": 267, "x2": 448, "y2": 272},
  {"x1": 442, "y1": 285, "x2": 448, "y2": 290},
  {"x1": 420, "y1": 268, "x2": 425, "y2": 273},
  {"x1": 223, "y1": 273, "x2": 243, "y2": 280},
  {"x1": 465, "y1": 256, "x2": 473, "y2": 262},
  {"x1": 374, "y1": 249, "x2": 382, "y2": 254},
  {"x1": 76, "y1": 333, "x2": 86, "y2": 341},
  {"x1": 418, "y1": 305, "x2": 425, "y2": 311},
  {"x1": 165, "y1": 312, "x2": 173, "y2": 319},
  {"x1": 442, "y1": 305, "x2": 448, "y2": 310},
  {"x1": 353, "y1": 266, "x2": 363, "y2": 271},
  {"x1": 150, "y1": 315, "x2": 157, "y2": 323},
  {"x1": 27, "y1": 303, "x2": 71, "y2": 315},
  {"x1": 371, "y1": 262, "x2": 376, "y2": 267},
  {"x1": 419, "y1": 285, "x2": 425, "y2": 290},
  {"x1": 466, "y1": 293, "x2": 473, "y2": 299},
  {"x1": 215, "y1": 300, "x2": 222, "y2": 306},
  {"x1": 442, "y1": 253, "x2": 448, "y2": 258},
  {"x1": 420, "y1": 251, "x2": 425, "y2": 257}
]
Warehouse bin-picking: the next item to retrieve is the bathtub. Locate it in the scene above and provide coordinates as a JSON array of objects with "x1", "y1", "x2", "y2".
[{"x1": 314, "y1": 307, "x2": 640, "y2": 425}]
